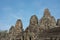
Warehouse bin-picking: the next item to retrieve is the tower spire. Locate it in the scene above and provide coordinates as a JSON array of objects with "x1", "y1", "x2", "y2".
[
  {"x1": 44, "y1": 8, "x2": 51, "y2": 17},
  {"x1": 15, "y1": 19, "x2": 23, "y2": 29},
  {"x1": 30, "y1": 15, "x2": 38, "y2": 25}
]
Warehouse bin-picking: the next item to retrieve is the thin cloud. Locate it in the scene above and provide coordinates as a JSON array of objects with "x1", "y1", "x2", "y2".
[
  {"x1": 0, "y1": 23, "x2": 5, "y2": 27},
  {"x1": 2, "y1": 7, "x2": 13, "y2": 14},
  {"x1": 32, "y1": 0, "x2": 41, "y2": 8},
  {"x1": 2, "y1": 7, "x2": 12, "y2": 11},
  {"x1": 17, "y1": 1, "x2": 25, "y2": 9},
  {"x1": 10, "y1": 14, "x2": 19, "y2": 19},
  {"x1": 10, "y1": 13, "x2": 22, "y2": 19},
  {"x1": 0, "y1": 23, "x2": 10, "y2": 30}
]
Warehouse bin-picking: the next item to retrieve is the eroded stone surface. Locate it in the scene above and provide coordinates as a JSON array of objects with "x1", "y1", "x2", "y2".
[
  {"x1": 0, "y1": 8, "x2": 60, "y2": 40},
  {"x1": 39, "y1": 8, "x2": 56, "y2": 30},
  {"x1": 30, "y1": 15, "x2": 38, "y2": 26},
  {"x1": 9, "y1": 19, "x2": 23, "y2": 40}
]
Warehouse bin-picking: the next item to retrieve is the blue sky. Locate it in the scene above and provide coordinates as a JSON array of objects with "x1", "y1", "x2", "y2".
[{"x1": 0, "y1": 0, "x2": 60, "y2": 30}]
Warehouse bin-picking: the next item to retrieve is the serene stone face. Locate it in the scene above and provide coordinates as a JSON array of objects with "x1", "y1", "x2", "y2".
[
  {"x1": 15, "y1": 19, "x2": 23, "y2": 33},
  {"x1": 30, "y1": 15, "x2": 38, "y2": 25},
  {"x1": 15, "y1": 19, "x2": 22, "y2": 28},
  {"x1": 44, "y1": 8, "x2": 51, "y2": 17}
]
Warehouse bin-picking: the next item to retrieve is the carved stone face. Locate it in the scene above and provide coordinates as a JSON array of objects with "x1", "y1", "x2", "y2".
[
  {"x1": 15, "y1": 19, "x2": 23, "y2": 33},
  {"x1": 44, "y1": 8, "x2": 50, "y2": 17},
  {"x1": 15, "y1": 19, "x2": 22, "y2": 28},
  {"x1": 30, "y1": 15, "x2": 38, "y2": 25}
]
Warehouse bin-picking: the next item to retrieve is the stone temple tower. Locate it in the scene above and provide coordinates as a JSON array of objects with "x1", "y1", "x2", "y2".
[
  {"x1": 9, "y1": 26, "x2": 15, "y2": 40},
  {"x1": 30, "y1": 15, "x2": 38, "y2": 26},
  {"x1": 40, "y1": 8, "x2": 56, "y2": 30},
  {"x1": 14, "y1": 19, "x2": 23, "y2": 40},
  {"x1": 44, "y1": 8, "x2": 51, "y2": 17},
  {"x1": 15, "y1": 19, "x2": 23, "y2": 32},
  {"x1": 9, "y1": 19, "x2": 23, "y2": 40},
  {"x1": 24, "y1": 15, "x2": 39, "y2": 40}
]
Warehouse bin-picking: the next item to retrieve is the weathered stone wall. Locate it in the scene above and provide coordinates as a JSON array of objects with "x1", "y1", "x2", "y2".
[{"x1": 0, "y1": 31, "x2": 9, "y2": 40}]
